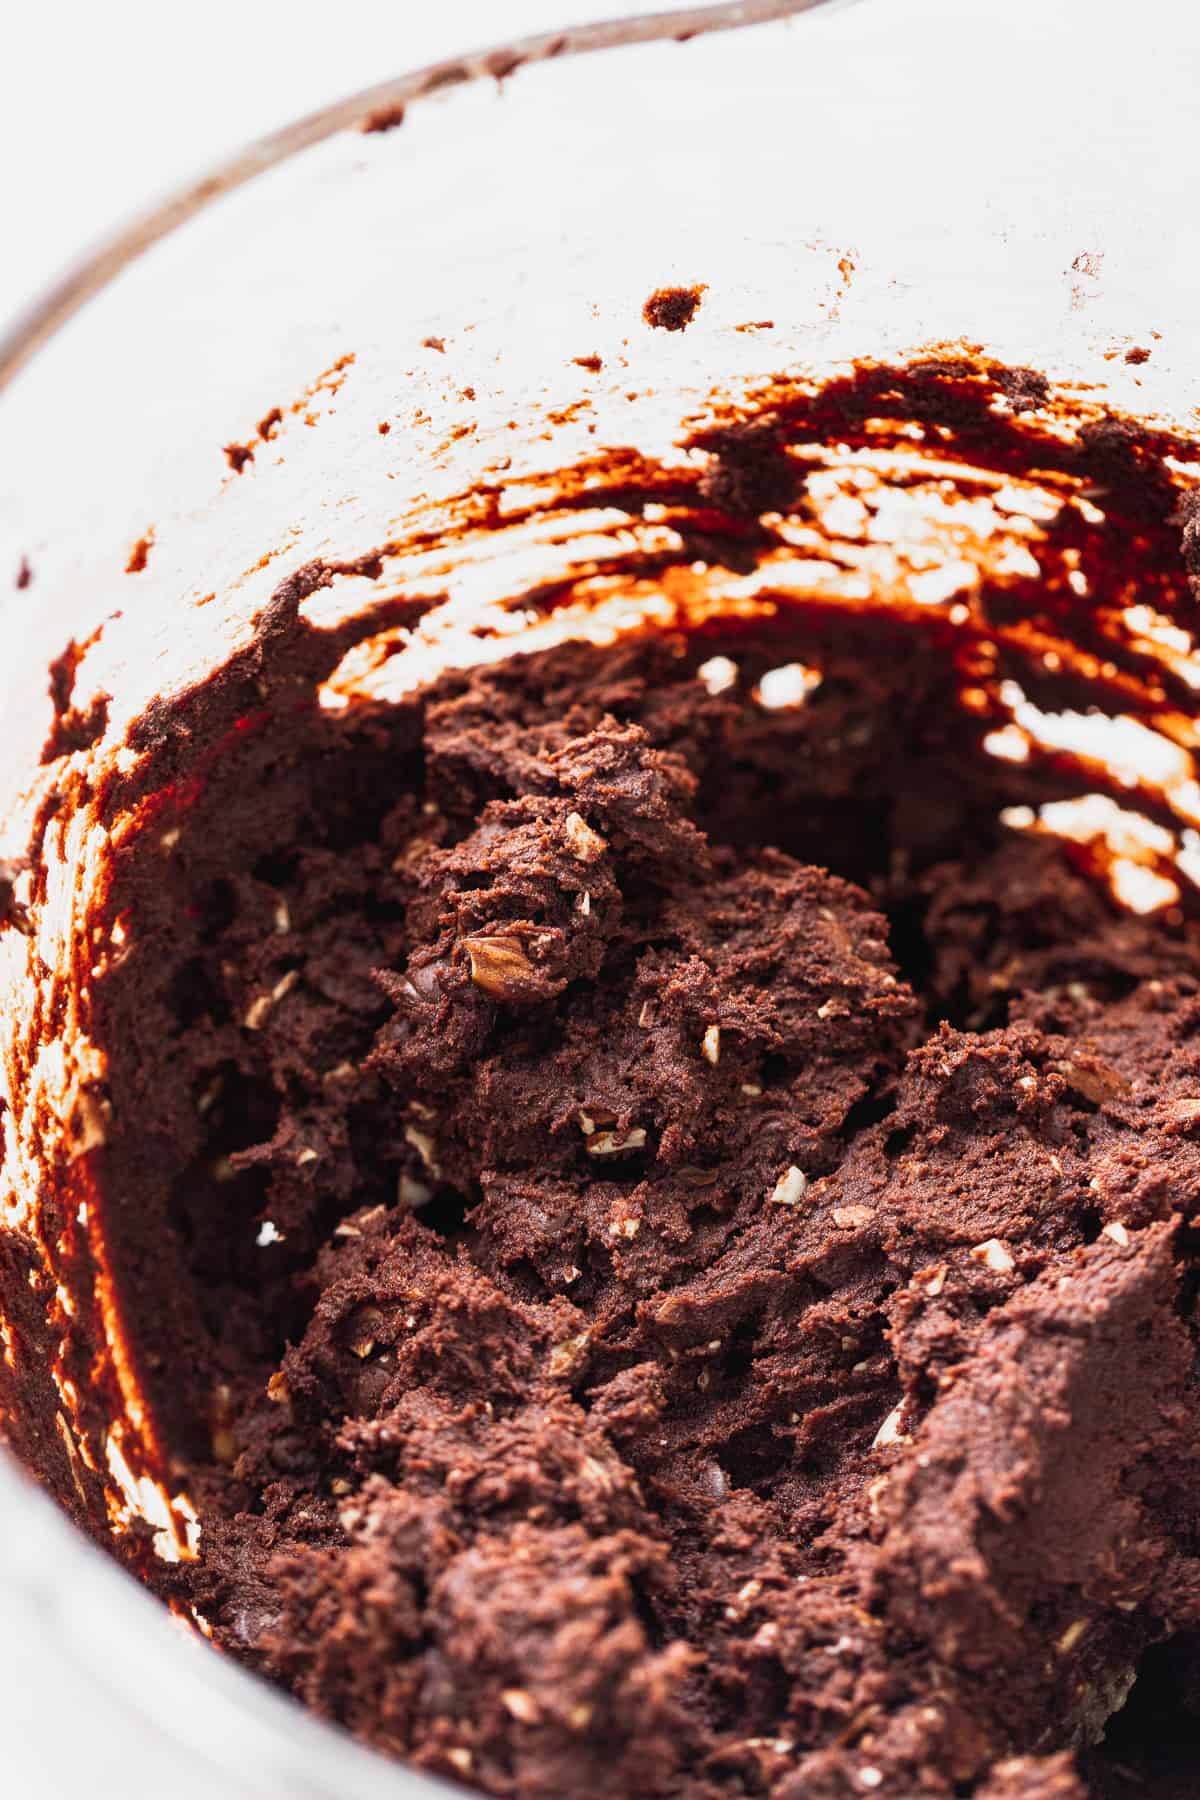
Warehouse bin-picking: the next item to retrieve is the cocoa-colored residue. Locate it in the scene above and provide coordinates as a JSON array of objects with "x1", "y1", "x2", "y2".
[
  {"x1": 572, "y1": 354, "x2": 603, "y2": 373},
  {"x1": 43, "y1": 628, "x2": 110, "y2": 761},
  {"x1": 0, "y1": 857, "x2": 29, "y2": 934},
  {"x1": 125, "y1": 531, "x2": 154, "y2": 573},
  {"x1": 225, "y1": 407, "x2": 281, "y2": 469},
  {"x1": 360, "y1": 101, "x2": 406, "y2": 135},
  {"x1": 224, "y1": 355, "x2": 356, "y2": 471},
  {"x1": 14, "y1": 556, "x2": 32, "y2": 590},
  {"x1": 485, "y1": 49, "x2": 523, "y2": 82},
  {"x1": 642, "y1": 285, "x2": 706, "y2": 332},
  {"x1": 1125, "y1": 346, "x2": 1152, "y2": 366}
]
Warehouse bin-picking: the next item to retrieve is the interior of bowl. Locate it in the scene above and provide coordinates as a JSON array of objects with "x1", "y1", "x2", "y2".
[{"x1": 4, "y1": 2, "x2": 1200, "y2": 1795}]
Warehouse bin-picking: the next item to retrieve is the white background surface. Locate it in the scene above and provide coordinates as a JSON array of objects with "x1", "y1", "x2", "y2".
[{"x1": 0, "y1": 0, "x2": 727, "y2": 334}]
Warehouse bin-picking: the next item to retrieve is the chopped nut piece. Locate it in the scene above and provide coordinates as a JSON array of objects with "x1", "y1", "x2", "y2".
[
  {"x1": 741, "y1": 1082, "x2": 763, "y2": 1097},
  {"x1": 833, "y1": 1205, "x2": 873, "y2": 1229},
  {"x1": 548, "y1": 1331, "x2": 590, "y2": 1377},
  {"x1": 701, "y1": 1023, "x2": 721, "y2": 1065},
  {"x1": 611, "y1": 1214, "x2": 640, "y2": 1239},
  {"x1": 266, "y1": 1370, "x2": 290, "y2": 1405},
  {"x1": 769, "y1": 1166, "x2": 808, "y2": 1207},
  {"x1": 501, "y1": 1688, "x2": 540, "y2": 1724},
  {"x1": 464, "y1": 932, "x2": 538, "y2": 1000},
  {"x1": 1057, "y1": 1057, "x2": 1129, "y2": 1105},
  {"x1": 563, "y1": 812, "x2": 608, "y2": 862},
  {"x1": 705, "y1": 1462, "x2": 729, "y2": 1499},
  {"x1": 446, "y1": 1749, "x2": 474, "y2": 1775},
  {"x1": 577, "y1": 1110, "x2": 596, "y2": 1137},
  {"x1": 1102, "y1": 1220, "x2": 1130, "y2": 1246},
  {"x1": 971, "y1": 1238, "x2": 1015, "y2": 1275},
  {"x1": 568, "y1": 1703, "x2": 592, "y2": 1731},
  {"x1": 577, "y1": 890, "x2": 591, "y2": 916},
  {"x1": 243, "y1": 968, "x2": 299, "y2": 1030},
  {"x1": 346, "y1": 1307, "x2": 385, "y2": 1360},
  {"x1": 295, "y1": 1146, "x2": 319, "y2": 1166},
  {"x1": 638, "y1": 999, "x2": 658, "y2": 1029},
  {"x1": 274, "y1": 900, "x2": 290, "y2": 933},
  {"x1": 587, "y1": 1127, "x2": 647, "y2": 1156},
  {"x1": 866, "y1": 1472, "x2": 890, "y2": 1516},
  {"x1": 872, "y1": 1403, "x2": 907, "y2": 1449},
  {"x1": 211, "y1": 1425, "x2": 237, "y2": 1464},
  {"x1": 404, "y1": 1122, "x2": 439, "y2": 1173},
  {"x1": 1057, "y1": 1619, "x2": 1087, "y2": 1654},
  {"x1": 397, "y1": 1172, "x2": 432, "y2": 1209},
  {"x1": 330, "y1": 1477, "x2": 352, "y2": 1497}
]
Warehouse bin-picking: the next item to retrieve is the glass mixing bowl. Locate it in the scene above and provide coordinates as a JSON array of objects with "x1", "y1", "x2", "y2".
[{"x1": 2, "y1": 0, "x2": 1200, "y2": 1792}]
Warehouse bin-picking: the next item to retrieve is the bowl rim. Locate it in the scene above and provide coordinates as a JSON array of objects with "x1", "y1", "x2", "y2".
[{"x1": 0, "y1": 0, "x2": 844, "y2": 392}]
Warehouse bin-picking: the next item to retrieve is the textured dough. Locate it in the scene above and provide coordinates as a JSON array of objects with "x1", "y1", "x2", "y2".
[{"x1": 89, "y1": 632, "x2": 1200, "y2": 1800}]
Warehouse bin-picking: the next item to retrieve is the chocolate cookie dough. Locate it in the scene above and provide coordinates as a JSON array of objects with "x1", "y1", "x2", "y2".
[
  {"x1": 78, "y1": 631, "x2": 1199, "y2": 1800},
  {"x1": 44, "y1": 359, "x2": 1200, "y2": 1799}
]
